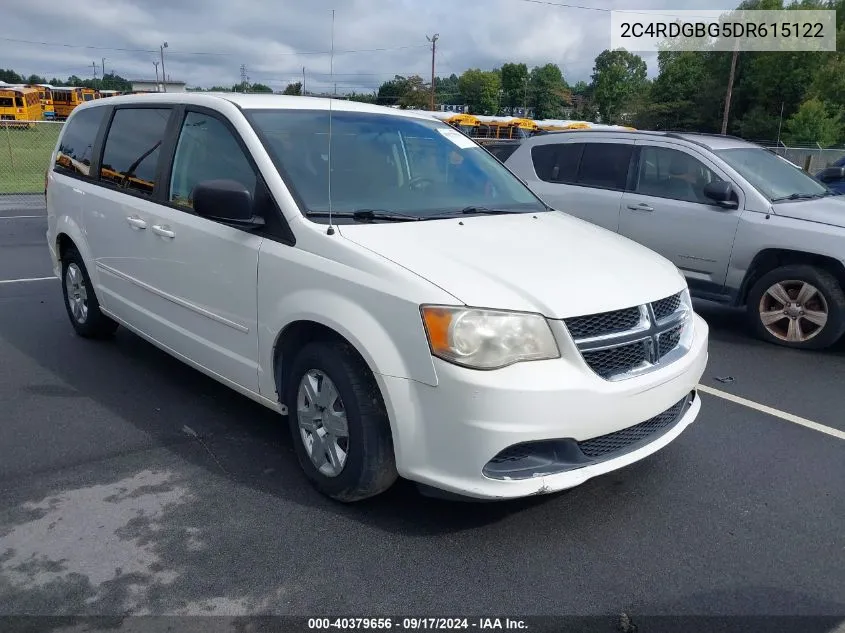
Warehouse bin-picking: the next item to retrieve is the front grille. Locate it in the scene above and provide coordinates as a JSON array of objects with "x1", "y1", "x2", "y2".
[
  {"x1": 581, "y1": 340, "x2": 649, "y2": 379},
  {"x1": 652, "y1": 292, "x2": 682, "y2": 321},
  {"x1": 658, "y1": 324, "x2": 683, "y2": 359},
  {"x1": 565, "y1": 291, "x2": 689, "y2": 381},
  {"x1": 578, "y1": 396, "x2": 689, "y2": 459},
  {"x1": 564, "y1": 306, "x2": 640, "y2": 339}
]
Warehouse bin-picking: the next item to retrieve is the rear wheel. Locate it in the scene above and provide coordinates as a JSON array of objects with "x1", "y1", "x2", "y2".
[
  {"x1": 746, "y1": 265, "x2": 845, "y2": 350},
  {"x1": 61, "y1": 246, "x2": 119, "y2": 339},
  {"x1": 283, "y1": 341, "x2": 398, "y2": 502}
]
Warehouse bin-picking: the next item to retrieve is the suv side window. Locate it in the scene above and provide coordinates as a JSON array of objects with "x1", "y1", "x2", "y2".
[
  {"x1": 636, "y1": 146, "x2": 720, "y2": 204},
  {"x1": 576, "y1": 143, "x2": 633, "y2": 190},
  {"x1": 53, "y1": 106, "x2": 107, "y2": 180},
  {"x1": 169, "y1": 111, "x2": 257, "y2": 209},
  {"x1": 531, "y1": 143, "x2": 583, "y2": 183},
  {"x1": 100, "y1": 108, "x2": 172, "y2": 197}
]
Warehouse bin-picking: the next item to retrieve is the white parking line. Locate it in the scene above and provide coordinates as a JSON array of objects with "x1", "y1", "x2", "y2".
[
  {"x1": 0, "y1": 215, "x2": 45, "y2": 219},
  {"x1": 0, "y1": 276, "x2": 57, "y2": 285},
  {"x1": 698, "y1": 384, "x2": 845, "y2": 441}
]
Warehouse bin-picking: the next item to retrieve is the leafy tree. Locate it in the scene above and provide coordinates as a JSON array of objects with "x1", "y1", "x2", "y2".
[
  {"x1": 0, "y1": 69, "x2": 23, "y2": 83},
  {"x1": 398, "y1": 75, "x2": 430, "y2": 109},
  {"x1": 784, "y1": 98, "x2": 842, "y2": 146},
  {"x1": 590, "y1": 49, "x2": 647, "y2": 125},
  {"x1": 434, "y1": 73, "x2": 462, "y2": 105},
  {"x1": 500, "y1": 63, "x2": 529, "y2": 111},
  {"x1": 248, "y1": 83, "x2": 273, "y2": 93},
  {"x1": 458, "y1": 69, "x2": 501, "y2": 115},
  {"x1": 283, "y1": 82, "x2": 302, "y2": 95},
  {"x1": 528, "y1": 63, "x2": 570, "y2": 120},
  {"x1": 640, "y1": 50, "x2": 705, "y2": 130}
]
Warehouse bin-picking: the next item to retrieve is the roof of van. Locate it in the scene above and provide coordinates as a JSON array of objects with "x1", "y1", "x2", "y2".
[
  {"x1": 72, "y1": 92, "x2": 441, "y2": 122},
  {"x1": 531, "y1": 128, "x2": 758, "y2": 151}
]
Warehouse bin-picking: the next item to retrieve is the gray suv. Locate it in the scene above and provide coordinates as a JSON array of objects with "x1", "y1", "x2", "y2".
[{"x1": 503, "y1": 130, "x2": 845, "y2": 351}]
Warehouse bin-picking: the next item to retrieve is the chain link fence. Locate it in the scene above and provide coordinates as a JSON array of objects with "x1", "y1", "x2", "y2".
[
  {"x1": 1, "y1": 120, "x2": 62, "y2": 208},
  {"x1": 750, "y1": 140, "x2": 845, "y2": 174}
]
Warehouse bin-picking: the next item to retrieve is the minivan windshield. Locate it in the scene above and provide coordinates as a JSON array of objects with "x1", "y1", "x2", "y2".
[
  {"x1": 715, "y1": 147, "x2": 830, "y2": 201},
  {"x1": 246, "y1": 109, "x2": 546, "y2": 220}
]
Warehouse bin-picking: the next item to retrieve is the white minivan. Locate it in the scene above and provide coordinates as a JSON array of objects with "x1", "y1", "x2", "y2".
[{"x1": 46, "y1": 93, "x2": 709, "y2": 502}]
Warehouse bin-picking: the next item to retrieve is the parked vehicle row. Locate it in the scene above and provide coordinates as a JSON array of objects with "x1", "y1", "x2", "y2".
[
  {"x1": 0, "y1": 82, "x2": 128, "y2": 123},
  {"x1": 46, "y1": 94, "x2": 708, "y2": 503},
  {"x1": 495, "y1": 130, "x2": 845, "y2": 351}
]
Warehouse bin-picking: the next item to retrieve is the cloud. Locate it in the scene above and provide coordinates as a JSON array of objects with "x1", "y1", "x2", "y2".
[{"x1": 0, "y1": 0, "x2": 698, "y2": 93}]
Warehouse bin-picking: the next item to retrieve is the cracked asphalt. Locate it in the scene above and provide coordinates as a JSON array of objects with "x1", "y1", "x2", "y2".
[{"x1": 1, "y1": 205, "x2": 843, "y2": 621}]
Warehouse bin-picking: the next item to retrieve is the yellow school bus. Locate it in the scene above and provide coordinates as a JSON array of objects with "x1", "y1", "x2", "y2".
[
  {"x1": 80, "y1": 87, "x2": 98, "y2": 102},
  {"x1": 0, "y1": 86, "x2": 43, "y2": 126},
  {"x1": 52, "y1": 86, "x2": 84, "y2": 119},
  {"x1": 32, "y1": 84, "x2": 57, "y2": 119}
]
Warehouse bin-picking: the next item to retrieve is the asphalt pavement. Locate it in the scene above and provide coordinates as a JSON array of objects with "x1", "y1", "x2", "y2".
[{"x1": 1, "y1": 208, "x2": 843, "y2": 620}]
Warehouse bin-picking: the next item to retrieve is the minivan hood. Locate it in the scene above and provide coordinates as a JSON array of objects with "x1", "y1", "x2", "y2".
[
  {"x1": 772, "y1": 196, "x2": 845, "y2": 228},
  {"x1": 338, "y1": 211, "x2": 686, "y2": 319}
]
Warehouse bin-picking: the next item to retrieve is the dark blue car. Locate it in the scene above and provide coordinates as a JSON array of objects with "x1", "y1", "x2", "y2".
[{"x1": 816, "y1": 155, "x2": 845, "y2": 194}]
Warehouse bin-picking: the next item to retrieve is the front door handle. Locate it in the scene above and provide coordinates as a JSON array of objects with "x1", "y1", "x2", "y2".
[
  {"x1": 627, "y1": 203, "x2": 654, "y2": 212},
  {"x1": 152, "y1": 224, "x2": 175, "y2": 239},
  {"x1": 126, "y1": 215, "x2": 147, "y2": 229}
]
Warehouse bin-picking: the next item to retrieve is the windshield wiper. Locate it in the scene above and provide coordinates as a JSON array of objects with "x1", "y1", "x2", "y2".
[
  {"x1": 425, "y1": 206, "x2": 527, "y2": 219},
  {"x1": 771, "y1": 193, "x2": 824, "y2": 202},
  {"x1": 305, "y1": 209, "x2": 421, "y2": 222}
]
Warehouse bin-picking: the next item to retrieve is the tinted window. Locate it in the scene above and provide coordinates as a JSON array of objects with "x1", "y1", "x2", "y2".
[
  {"x1": 100, "y1": 108, "x2": 171, "y2": 196},
  {"x1": 169, "y1": 111, "x2": 257, "y2": 209},
  {"x1": 247, "y1": 110, "x2": 545, "y2": 220},
  {"x1": 532, "y1": 143, "x2": 582, "y2": 183},
  {"x1": 54, "y1": 106, "x2": 107, "y2": 179},
  {"x1": 577, "y1": 143, "x2": 633, "y2": 190},
  {"x1": 0, "y1": 97, "x2": 12, "y2": 107},
  {"x1": 636, "y1": 146, "x2": 721, "y2": 204},
  {"x1": 485, "y1": 142, "x2": 519, "y2": 163}
]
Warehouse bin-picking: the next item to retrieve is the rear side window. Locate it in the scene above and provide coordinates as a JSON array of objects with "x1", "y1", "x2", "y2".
[
  {"x1": 576, "y1": 143, "x2": 633, "y2": 190},
  {"x1": 100, "y1": 108, "x2": 171, "y2": 197},
  {"x1": 531, "y1": 143, "x2": 582, "y2": 183},
  {"x1": 485, "y1": 143, "x2": 520, "y2": 163},
  {"x1": 54, "y1": 106, "x2": 107, "y2": 180}
]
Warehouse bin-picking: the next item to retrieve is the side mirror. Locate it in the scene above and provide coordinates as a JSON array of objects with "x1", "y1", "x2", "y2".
[
  {"x1": 703, "y1": 180, "x2": 738, "y2": 209},
  {"x1": 192, "y1": 179, "x2": 265, "y2": 228},
  {"x1": 816, "y1": 166, "x2": 845, "y2": 183}
]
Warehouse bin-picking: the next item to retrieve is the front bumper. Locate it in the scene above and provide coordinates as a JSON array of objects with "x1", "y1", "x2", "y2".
[{"x1": 378, "y1": 313, "x2": 709, "y2": 500}]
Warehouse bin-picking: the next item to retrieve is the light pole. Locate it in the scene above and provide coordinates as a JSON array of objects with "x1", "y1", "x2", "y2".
[
  {"x1": 160, "y1": 42, "x2": 168, "y2": 92},
  {"x1": 153, "y1": 61, "x2": 160, "y2": 87},
  {"x1": 426, "y1": 33, "x2": 439, "y2": 111}
]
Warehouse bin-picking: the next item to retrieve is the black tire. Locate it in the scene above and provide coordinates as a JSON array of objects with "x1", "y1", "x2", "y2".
[
  {"x1": 61, "y1": 245, "x2": 119, "y2": 339},
  {"x1": 746, "y1": 264, "x2": 845, "y2": 350},
  {"x1": 283, "y1": 341, "x2": 398, "y2": 502}
]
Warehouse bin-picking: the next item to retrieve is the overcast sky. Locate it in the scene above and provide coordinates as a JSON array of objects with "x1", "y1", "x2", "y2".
[{"x1": 1, "y1": 0, "x2": 715, "y2": 94}]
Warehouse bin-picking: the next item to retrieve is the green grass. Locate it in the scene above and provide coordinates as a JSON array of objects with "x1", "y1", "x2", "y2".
[{"x1": 0, "y1": 122, "x2": 62, "y2": 195}]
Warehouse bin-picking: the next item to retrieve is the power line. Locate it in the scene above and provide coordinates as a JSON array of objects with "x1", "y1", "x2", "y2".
[
  {"x1": 507, "y1": 0, "x2": 728, "y2": 19},
  {"x1": 0, "y1": 35, "x2": 429, "y2": 57}
]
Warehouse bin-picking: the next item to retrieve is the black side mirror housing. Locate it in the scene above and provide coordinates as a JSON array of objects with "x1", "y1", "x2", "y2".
[
  {"x1": 192, "y1": 179, "x2": 265, "y2": 229},
  {"x1": 816, "y1": 166, "x2": 845, "y2": 183},
  {"x1": 703, "y1": 180, "x2": 738, "y2": 209}
]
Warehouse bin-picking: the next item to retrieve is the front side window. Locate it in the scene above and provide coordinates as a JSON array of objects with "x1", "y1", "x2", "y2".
[
  {"x1": 715, "y1": 147, "x2": 829, "y2": 201},
  {"x1": 14, "y1": 97, "x2": 23, "y2": 108},
  {"x1": 54, "y1": 106, "x2": 107, "y2": 179},
  {"x1": 169, "y1": 111, "x2": 257, "y2": 209},
  {"x1": 100, "y1": 108, "x2": 171, "y2": 196},
  {"x1": 531, "y1": 143, "x2": 582, "y2": 184},
  {"x1": 246, "y1": 110, "x2": 545, "y2": 221},
  {"x1": 636, "y1": 146, "x2": 720, "y2": 204}
]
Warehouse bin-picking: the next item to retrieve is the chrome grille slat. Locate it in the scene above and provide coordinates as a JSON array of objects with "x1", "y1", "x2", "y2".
[{"x1": 564, "y1": 292, "x2": 690, "y2": 381}]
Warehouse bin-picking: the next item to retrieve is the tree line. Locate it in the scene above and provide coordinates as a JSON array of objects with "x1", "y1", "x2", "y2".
[{"x1": 4, "y1": 0, "x2": 842, "y2": 145}]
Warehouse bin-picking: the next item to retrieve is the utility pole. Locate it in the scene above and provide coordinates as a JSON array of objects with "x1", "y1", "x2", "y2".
[
  {"x1": 426, "y1": 33, "x2": 439, "y2": 111},
  {"x1": 160, "y1": 42, "x2": 168, "y2": 92},
  {"x1": 92, "y1": 62, "x2": 98, "y2": 80},
  {"x1": 102, "y1": 58, "x2": 106, "y2": 79},
  {"x1": 721, "y1": 43, "x2": 739, "y2": 135},
  {"x1": 240, "y1": 64, "x2": 249, "y2": 92},
  {"x1": 153, "y1": 61, "x2": 160, "y2": 86},
  {"x1": 302, "y1": 66, "x2": 306, "y2": 95}
]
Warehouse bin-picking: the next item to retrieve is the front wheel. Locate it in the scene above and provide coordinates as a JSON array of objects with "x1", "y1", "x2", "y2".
[
  {"x1": 284, "y1": 341, "x2": 398, "y2": 502},
  {"x1": 746, "y1": 265, "x2": 845, "y2": 350}
]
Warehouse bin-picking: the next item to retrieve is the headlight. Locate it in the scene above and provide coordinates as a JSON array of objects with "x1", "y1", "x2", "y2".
[{"x1": 420, "y1": 305, "x2": 560, "y2": 370}]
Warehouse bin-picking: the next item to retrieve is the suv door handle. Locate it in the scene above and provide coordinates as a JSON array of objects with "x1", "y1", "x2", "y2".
[
  {"x1": 152, "y1": 224, "x2": 175, "y2": 239},
  {"x1": 627, "y1": 203, "x2": 654, "y2": 212},
  {"x1": 126, "y1": 215, "x2": 147, "y2": 229}
]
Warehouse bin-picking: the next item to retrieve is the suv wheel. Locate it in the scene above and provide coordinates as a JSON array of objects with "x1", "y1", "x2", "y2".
[
  {"x1": 61, "y1": 246, "x2": 119, "y2": 339},
  {"x1": 283, "y1": 341, "x2": 398, "y2": 502},
  {"x1": 747, "y1": 265, "x2": 845, "y2": 350}
]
